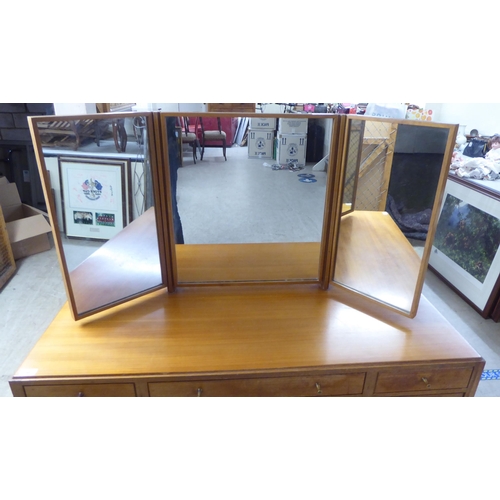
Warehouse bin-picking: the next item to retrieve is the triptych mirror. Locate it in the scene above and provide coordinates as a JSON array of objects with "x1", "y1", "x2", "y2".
[{"x1": 28, "y1": 111, "x2": 457, "y2": 320}]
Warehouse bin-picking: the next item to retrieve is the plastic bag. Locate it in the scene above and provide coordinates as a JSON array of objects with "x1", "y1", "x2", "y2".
[{"x1": 365, "y1": 103, "x2": 407, "y2": 119}]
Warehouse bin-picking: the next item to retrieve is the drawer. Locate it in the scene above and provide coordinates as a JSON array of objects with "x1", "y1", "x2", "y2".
[
  {"x1": 375, "y1": 367, "x2": 473, "y2": 394},
  {"x1": 149, "y1": 373, "x2": 365, "y2": 397},
  {"x1": 24, "y1": 383, "x2": 136, "y2": 397}
]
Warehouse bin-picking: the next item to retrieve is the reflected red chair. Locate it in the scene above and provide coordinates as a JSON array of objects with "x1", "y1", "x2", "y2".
[{"x1": 199, "y1": 117, "x2": 227, "y2": 161}]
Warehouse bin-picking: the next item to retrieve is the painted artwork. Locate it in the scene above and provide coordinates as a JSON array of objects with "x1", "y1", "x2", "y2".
[{"x1": 434, "y1": 193, "x2": 500, "y2": 284}]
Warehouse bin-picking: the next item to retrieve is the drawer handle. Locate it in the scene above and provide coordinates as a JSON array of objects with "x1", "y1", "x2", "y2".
[
  {"x1": 315, "y1": 383, "x2": 322, "y2": 395},
  {"x1": 421, "y1": 377, "x2": 431, "y2": 389},
  {"x1": 197, "y1": 388, "x2": 203, "y2": 397},
  {"x1": 77, "y1": 391, "x2": 85, "y2": 397}
]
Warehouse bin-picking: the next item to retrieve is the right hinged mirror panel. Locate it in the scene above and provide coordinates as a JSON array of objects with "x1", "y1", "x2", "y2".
[{"x1": 331, "y1": 116, "x2": 458, "y2": 318}]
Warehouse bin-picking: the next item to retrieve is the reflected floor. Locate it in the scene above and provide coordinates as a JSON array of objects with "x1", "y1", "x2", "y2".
[{"x1": 177, "y1": 145, "x2": 328, "y2": 244}]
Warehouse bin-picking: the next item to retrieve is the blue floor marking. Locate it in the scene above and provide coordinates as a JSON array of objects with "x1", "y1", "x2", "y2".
[{"x1": 481, "y1": 370, "x2": 500, "y2": 381}]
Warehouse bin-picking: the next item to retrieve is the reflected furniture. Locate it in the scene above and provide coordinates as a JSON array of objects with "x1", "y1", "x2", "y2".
[
  {"x1": 196, "y1": 117, "x2": 237, "y2": 148},
  {"x1": 179, "y1": 117, "x2": 199, "y2": 164},
  {"x1": 9, "y1": 278, "x2": 484, "y2": 397},
  {"x1": 38, "y1": 117, "x2": 128, "y2": 153},
  {"x1": 37, "y1": 119, "x2": 96, "y2": 151},
  {"x1": 199, "y1": 117, "x2": 227, "y2": 160}
]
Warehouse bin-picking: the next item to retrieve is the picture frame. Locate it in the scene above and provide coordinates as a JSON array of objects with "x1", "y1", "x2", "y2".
[
  {"x1": 58, "y1": 157, "x2": 131, "y2": 240},
  {"x1": 429, "y1": 176, "x2": 500, "y2": 316}
]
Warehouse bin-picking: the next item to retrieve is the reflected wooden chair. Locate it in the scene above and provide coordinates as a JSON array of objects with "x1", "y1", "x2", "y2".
[
  {"x1": 199, "y1": 117, "x2": 227, "y2": 161},
  {"x1": 180, "y1": 117, "x2": 199, "y2": 164}
]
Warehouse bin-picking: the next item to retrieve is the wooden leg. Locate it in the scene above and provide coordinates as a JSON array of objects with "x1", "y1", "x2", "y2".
[
  {"x1": 223, "y1": 139, "x2": 227, "y2": 161},
  {"x1": 192, "y1": 142, "x2": 196, "y2": 164}
]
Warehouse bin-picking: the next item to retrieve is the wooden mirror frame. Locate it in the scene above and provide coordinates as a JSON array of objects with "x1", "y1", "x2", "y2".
[
  {"x1": 157, "y1": 112, "x2": 342, "y2": 290},
  {"x1": 330, "y1": 115, "x2": 458, "y2": 318},
  {"x1": 28, "y1": 111, "x2": 457, "y2": 321},
  {"x1": 28, "y1": 112, "x2": 170, "y2": 320}
]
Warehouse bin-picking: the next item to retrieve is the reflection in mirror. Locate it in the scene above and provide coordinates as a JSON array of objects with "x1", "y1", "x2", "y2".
[
  {"x1": 333, "y1": 118, "x2": 452, "y2": 316},
  {"x1": 31, "y1": 113, "x2": 164, "y2": 319},
  {"x1": 164, "y1": 114, "x2": 336, "y2": 284}
]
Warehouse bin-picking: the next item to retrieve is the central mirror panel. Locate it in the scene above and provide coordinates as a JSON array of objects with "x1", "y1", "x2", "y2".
[
  {"x1": 161, "y1": 113, "x2": 337, "y2": 285},
  {"x1": 332, "y1": 116, "x2": 457, "y2": 317},
  {"x1": 29, "y1": 112, "x2": 166, "y2": 320}
]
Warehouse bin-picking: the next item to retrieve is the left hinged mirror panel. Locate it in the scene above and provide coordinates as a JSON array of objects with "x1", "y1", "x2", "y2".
[{"x1": 28, "y1": 112, "x2": 169, "y2": 320}]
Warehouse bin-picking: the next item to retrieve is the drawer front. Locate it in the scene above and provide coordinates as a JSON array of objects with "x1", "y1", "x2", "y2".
[
  {"x1": 375, "y1": 368, "x2": 473, "y2": 394},
  {"x1": 24, "y1": 383, "x2": 136, "y2": 397},
  {"x1": 149, "y1": 373, "x2": 365, "y2": 397}
]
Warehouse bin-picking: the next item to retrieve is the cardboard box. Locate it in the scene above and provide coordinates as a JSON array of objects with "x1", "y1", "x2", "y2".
[
  {"x1": 0, "y1": 203, "x2": 16, "y2": 290},
  {"x1": 0, "y1": 179, "x2": 52, "y2": 260},
  {"x1": 249, "y1": 117, "x2": 276, "y2": 130},
  {"x1": 278, "y1": 118, "x2": 308, "y2": 134},
  {"x1": 276, "y1": 133, "x2": 307, "y2": 166},
  {"x1": 248, "y1": 130, "x2": 275, "y2": 159}
]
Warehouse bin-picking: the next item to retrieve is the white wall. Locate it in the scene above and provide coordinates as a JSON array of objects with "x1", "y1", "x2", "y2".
[
  {"x1": 53, "y1": 103, "x2": 96, "y2": 115},
  {"x1": 427, "y1": 103, "x2": 500, "y2": 136},
  {"x1": 133, "y1": 103, "x2": 207, "y2": 112}
]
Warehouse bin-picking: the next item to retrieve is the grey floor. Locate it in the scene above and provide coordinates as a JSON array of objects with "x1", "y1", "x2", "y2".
[{"x1": 1, "y1": 144, "x2": 499, "y2": 397}]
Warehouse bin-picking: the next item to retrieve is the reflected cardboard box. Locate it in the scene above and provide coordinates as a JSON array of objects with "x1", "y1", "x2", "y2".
[
  {"x1": 276, "y1": 133, "x2": 307, "y2": 166},
  {"x1": 248, "y1": 130, "x2": 275, "y2": 159}
]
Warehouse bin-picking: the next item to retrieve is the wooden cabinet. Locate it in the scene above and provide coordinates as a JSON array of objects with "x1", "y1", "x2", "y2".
[
  {"x1": 206, "y1": 103, "x2": 255, "y2": 113},
  {"x1": 9, "y1": 284, "x2": 484, "y2": 397}
]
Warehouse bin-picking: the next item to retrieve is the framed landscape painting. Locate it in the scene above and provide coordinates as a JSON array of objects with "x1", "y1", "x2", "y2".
[{"x1": 429, "y1": 177, "x2": 500, "y2": 315}]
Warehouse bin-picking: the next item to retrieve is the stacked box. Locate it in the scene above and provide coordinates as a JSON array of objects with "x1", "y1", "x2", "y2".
[
  {"x1": 276, "y1": 134, "x2": 307, "y2": 167},
  {"x1": 249, "y1": 118, "x2": 276, "y2": 130},
  {"x1": 276, "y1": 117, "x2": 308, "y2": 166},
  {"x1": 248, "y1": 129, "x2": 275, "y2": 159},
  {"x1": 278, "y1": 117, "x2": 308, "y2": 134}
]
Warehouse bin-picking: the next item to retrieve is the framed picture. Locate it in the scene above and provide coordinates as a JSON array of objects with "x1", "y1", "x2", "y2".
[
  {"x1": 429, "y1": 176, "x2": 500, "y2": 316},
  {"x1": 59, "y1": 157, "x2": 131, "y2": 240}
]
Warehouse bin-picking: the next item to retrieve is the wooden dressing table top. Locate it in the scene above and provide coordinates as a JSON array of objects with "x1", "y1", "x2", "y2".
[{"x1": 13, "y1": 283, "x2": 482, "y2": 380}]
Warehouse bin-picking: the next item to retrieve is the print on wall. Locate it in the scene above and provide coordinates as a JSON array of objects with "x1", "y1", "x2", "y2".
[
  {"x1": 430, "y1": 178, "x2": 500, "y2": 312},
  {"x1": 59, "y1": 157, "x2": 129, "y2": 240}
]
